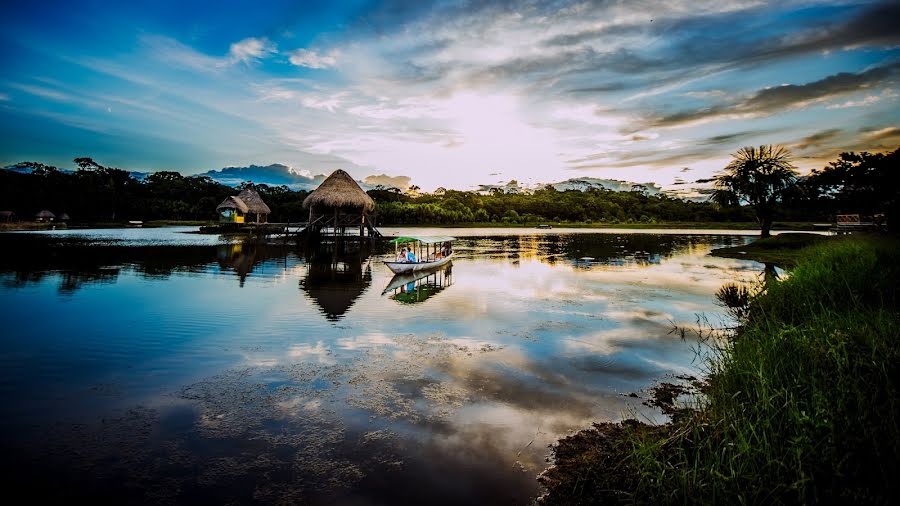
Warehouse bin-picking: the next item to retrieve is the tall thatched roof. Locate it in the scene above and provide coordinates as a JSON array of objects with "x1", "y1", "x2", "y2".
[
  {"x1": 303, "y1": 170, "x2": 375, "y2": 212},
  {"x1": 58, "y1": 213, "x2": 70, "y2": 221},
  {"x1": 35, "y1": 210, "x2": 55, "y2": 219},
  {"x1": 237, "y1": 188, "x2": 271, "y2": 214},
  {"x1": 216, "y1": 195, "x2": 250, "y2": 213},
  {"x1": 215, "y1": 189, "x2": 271, "y2": 214}
]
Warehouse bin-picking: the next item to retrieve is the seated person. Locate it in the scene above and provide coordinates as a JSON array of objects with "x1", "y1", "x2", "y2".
[
  {"x1": 396, "y1": 248, "x2": 407, "y2": 262},
  {"x1": 407, "y1": 249, "x2": 418, "y2": 262}
]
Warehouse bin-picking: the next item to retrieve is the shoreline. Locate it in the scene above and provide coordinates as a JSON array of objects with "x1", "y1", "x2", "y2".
[
  {"x1": 2, "y1": 220, "x2": 822, "y2": 233},
  {"x1": 538, "y1": 234, "x2": 900, "y2": 504}
]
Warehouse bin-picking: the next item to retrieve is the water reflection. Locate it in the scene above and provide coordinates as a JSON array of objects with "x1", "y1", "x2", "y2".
[
  {"x1": 0, "y1": 229, "x2": 762, "y2": 504},
  {"x1": 382, "y1": 264, "x2": 453, "y2": 304},
  {"x1": 300, "y1": 243, "x2": 374, "y2": 321}
]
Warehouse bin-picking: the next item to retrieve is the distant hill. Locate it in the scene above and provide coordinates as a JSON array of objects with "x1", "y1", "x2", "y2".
[
  {"x1": 200, "y1": 164, "x2": 327, "y2": 190},
  {"x1": 477, "y1": 177, "x2": 662, "y2": 195}
]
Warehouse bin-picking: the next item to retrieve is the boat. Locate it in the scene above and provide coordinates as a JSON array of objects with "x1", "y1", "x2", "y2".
[
  {"x1": 536, "y1": 224, "x2": 552, "y2": 229},
  {"x1": 384, "y1": 235, "x2": 455, "y2": 274},
  {"x1": 381, "y1": 264, "x2": 453, "y2": 304}
]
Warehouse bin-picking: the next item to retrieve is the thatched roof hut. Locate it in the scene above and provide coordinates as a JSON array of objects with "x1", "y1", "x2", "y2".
[
  {"x1": 58, "y1": 212, "x2": 70, "y2": 221},
  {"x1": 237, "y1": 188, "x2": 271, "y2": 215},
  {"x1": 302, "y1": 170, "x2": 379, "y2": 237},
  {"x1": 0, "y1": 211, "x2": 15, "y2": 222},
  {"x1": 215, "y1": 188, "x2": 270, "y2": 224},
  {"x1": 216, "y1": 196, "x2": 249, "y2": 213},
  {"x1": 303, "y1": 170, "x2": 375, "y2": 213},
  {"x1": 35, "y1": 210, "x2": 55, "y2": 222}
]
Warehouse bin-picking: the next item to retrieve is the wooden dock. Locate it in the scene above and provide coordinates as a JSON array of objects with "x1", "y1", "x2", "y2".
[{"x1": 199, "y1": 214, "x2": 382, "y2": 240}]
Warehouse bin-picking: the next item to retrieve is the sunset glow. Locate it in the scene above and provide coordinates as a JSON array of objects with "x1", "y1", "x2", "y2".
[{"x1": 1, "y1": 0, "x2": 898, "y2": 192}]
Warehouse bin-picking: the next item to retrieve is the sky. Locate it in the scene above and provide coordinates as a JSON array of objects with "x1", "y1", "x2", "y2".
[{"x1": 1, "y1": 0, "x2": 898, "y2": 193}]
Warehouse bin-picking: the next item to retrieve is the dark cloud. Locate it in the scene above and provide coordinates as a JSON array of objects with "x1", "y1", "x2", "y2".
[
  {"x1": 570, "y1": 148, "x2": 719, "y2": 171},
  {"x1": 863, "y1": 126, "x2": 900, "y2": 142},
  {"x1": 791, "y1": 128, "x2": 842, "y2": 150},
  {"x1": 646, "y1": 62, "x2": 900, "y2": 128},
  {"x1": 699, "y1": 130, "x2": 771, "y2": 146},
  {"x1": 566, "y1": 82, "x2": 628, "y2": 94},
  {"x1": 744, "y1": 2, "x2": 900, "y2": 64}
]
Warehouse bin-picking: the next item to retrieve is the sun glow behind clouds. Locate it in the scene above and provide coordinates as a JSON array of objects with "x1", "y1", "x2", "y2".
[{"x1": 1, "y1": 0, "x2": 898, "y2": 190}]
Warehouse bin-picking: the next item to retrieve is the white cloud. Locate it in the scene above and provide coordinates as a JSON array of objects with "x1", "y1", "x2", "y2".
[
  {"x1": 289, "y1": 48, "x2": 338, "y2": 69},
  {"x1": 827, "y1": 89, "x2": 897, "y2": 109},
  {"x1": 228, "y1": 37, "x2": 277, "y2": 64}
]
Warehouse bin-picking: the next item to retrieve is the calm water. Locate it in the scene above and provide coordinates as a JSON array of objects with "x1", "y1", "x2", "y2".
[{"x1": 0, "y1": 227, "x2": 766, "y2": 504}]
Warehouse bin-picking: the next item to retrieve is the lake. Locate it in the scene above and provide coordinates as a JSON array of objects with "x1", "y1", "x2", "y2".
[{"x1": 0, "y1": 227, "x2": 769, "y2": 504}]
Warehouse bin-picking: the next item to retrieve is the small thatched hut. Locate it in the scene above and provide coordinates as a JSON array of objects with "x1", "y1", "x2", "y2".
[
  {"x1": 216, "y1": 188, "x2": 271, "y2": 224},
  {"x1": 58, "y1": 212, "x2": 70, "y2": 222},
  {"x1": 0, "y1": 211, "x2": 15, "y2": 222},
  {"x1": 35, "y1": 210, "x2": 55, "y2": 222},
  {"x1": 303, "y1": 170, "x2": 377, "y2": 236}
]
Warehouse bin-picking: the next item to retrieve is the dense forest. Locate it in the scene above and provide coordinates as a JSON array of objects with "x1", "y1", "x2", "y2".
[{"x1": 0, "y1": 148, "x2": 896, "y2": 226}]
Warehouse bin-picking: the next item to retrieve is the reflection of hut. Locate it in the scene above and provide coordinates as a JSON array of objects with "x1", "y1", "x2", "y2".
[
  {"x1": 300, "y1": 250, "x2": 372, "y2": 321},
  {"x1": 0, "y1": 211, "x2": 16, "y2": 222},
  {"x1": 58, "y1": 212, "x2": 70, "y2": 222},
  {"x1": 303, "y1": 170, "x2": 379, "y2": 237},
  {"x1": 35, "y1": 210, "x2": 55, "y2": 222},
  {"x1": 216, "y1": 188, "x2": 271, "y2": 224}
]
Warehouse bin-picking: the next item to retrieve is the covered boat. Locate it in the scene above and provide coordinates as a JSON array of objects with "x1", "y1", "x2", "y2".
[{"x1": 384, "y1": 236, "x2": 455, "y2": 274}]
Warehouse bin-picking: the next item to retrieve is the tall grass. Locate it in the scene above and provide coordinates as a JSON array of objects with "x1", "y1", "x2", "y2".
[
  {"x1": 540, "y1": 236, "x2": 900, "y2": 505},
  {"x1": 631, "y1": 237, "x2": 900, "y2": 504}
]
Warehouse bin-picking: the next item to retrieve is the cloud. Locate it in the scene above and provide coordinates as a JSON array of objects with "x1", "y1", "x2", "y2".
[
  {"x1": 363, "y1": 174, "x2": 412, "y2": 190},
  {"x1": 645, "y1": 62, "x2": 900, "y2": 128},
  {"x1": 791, "y1": 129, "x2": 842, "y2": 151},
  {"x1": 228, "y1": 37, "x2": 277, "y2": 65},
  {"x1": 699, "y1": 130, "x2": 771, "y2": 146},
  {"x1": 827, "y1": 88, "x2": 897, "y2": 110},
  {"x1": 289, "y1": 49, "x2": 338, "y2": 69}
]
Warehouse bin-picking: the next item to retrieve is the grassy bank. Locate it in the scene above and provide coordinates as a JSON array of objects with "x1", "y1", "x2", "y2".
[
  {"x1": 540, "y1": 235, "x2": 900, "y2": 504},
  {"x1": 710, "y1": 232, "x2": 828, "y2": 267}
]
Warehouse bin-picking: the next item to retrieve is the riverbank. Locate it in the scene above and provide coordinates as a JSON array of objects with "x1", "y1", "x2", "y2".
[
  {"x1": 539, "y1": 235, "x2": 900, "y2": 504},
  {"x1": 709, "y1": 232, "x2": 828, "y2": 267}
]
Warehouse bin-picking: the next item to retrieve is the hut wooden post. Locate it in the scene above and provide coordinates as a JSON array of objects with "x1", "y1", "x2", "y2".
[{"x1": 333, "y1": 207, "x2": 338, "y2": 237}]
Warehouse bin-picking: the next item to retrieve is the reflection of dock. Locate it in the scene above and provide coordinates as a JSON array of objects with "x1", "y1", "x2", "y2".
[{"x1": 382, "y1": 264, "x2": 453, "y2": 304}]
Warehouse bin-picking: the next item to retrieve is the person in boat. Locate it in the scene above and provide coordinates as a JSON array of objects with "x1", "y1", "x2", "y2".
[
  {"x1": 396, "y1": 248, "x2": 408, "y2": 262},
  {"x1": 406, "y1": 248, "x2": 418, "y2": 263},
  {"x1": 441, "y1": 241, "x2": 452, "y2": 257}
]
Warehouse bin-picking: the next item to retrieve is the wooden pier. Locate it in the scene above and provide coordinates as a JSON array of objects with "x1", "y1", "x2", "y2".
[{"x1": 199, "y1": 213, "x2": 382, "y2": 241}]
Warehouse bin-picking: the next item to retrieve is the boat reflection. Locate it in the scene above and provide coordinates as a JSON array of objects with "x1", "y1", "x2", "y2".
[{"x1": 382, "y1": 263, "x2": 453, "y2": 304}]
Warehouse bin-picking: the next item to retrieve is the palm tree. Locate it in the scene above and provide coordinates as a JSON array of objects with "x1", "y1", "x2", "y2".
[{"x1": 712, "y1": 145, "x2": 798, "y2": 238}]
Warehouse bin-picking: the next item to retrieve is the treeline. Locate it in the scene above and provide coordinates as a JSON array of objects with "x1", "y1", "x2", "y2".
[
  {"x1": 370, "y1": 187, "x2": 753, "y2": 224},
  {"x1": 0, "y1": 148, "x2": 895, "y2": 225},
  {"x1": 0, "y1": 158, "x2": 310, "y2": 223}
]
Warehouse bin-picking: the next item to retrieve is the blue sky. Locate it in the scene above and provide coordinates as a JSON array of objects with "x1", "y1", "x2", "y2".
[{"x1": 1, "y1": 0, "x2": 898, "y2": 192}]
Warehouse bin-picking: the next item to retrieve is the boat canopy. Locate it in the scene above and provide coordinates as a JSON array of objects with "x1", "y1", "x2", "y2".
[{"x1": 389, "y1": 235, "x2": 456, "y2": 244}]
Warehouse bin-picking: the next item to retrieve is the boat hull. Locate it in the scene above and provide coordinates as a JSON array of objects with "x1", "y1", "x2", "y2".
[{"x1": 384, "y1": 254, "x2": 453, "y2": 274}]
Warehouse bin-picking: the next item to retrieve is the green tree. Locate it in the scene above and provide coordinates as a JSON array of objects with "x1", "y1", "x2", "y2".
[{"x1": 712, "y1": 145, "x2": 798, "y2": 237}]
